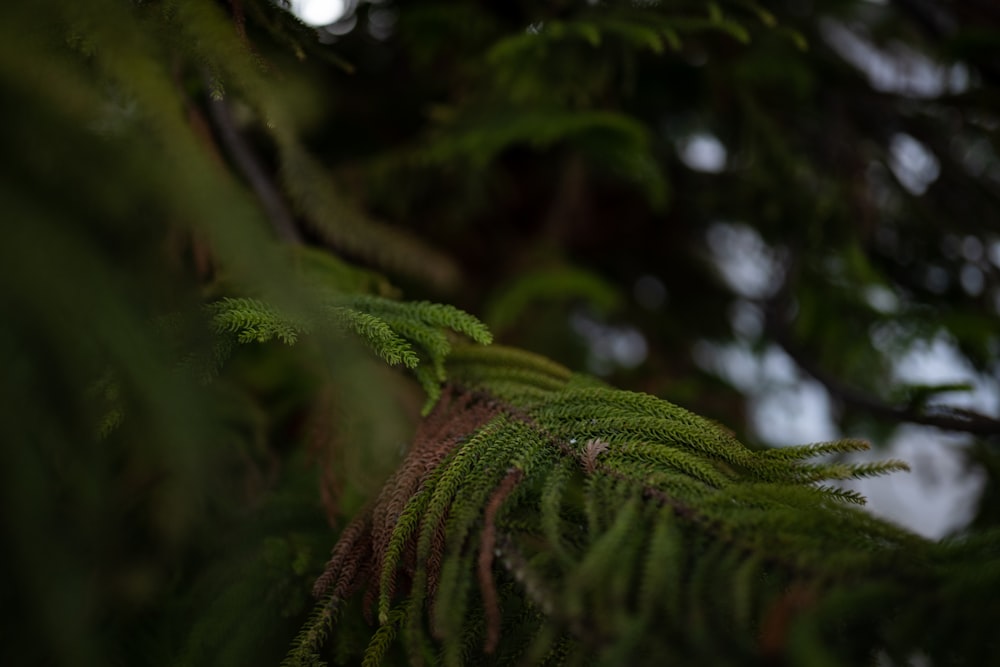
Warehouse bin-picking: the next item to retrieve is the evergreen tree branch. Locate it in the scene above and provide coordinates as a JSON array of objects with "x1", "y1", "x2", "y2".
[
  {"x1": 204, "y1": 84, "x2": 303, "y2": 244},
  {"x1": 284, "y1": 340, "x2": 993, "y2": 664},
  {"x1": 478, "y1": 466, "x2": 524, "y2": 653},
  {"x1": 765, "y1": 298, "x2": 1000, "y2": 438}
]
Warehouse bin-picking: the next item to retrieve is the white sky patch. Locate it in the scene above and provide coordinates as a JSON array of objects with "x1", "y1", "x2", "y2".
[
  {"x1": 923, "y1": 264, "x2": 949, "y2": 293},
  {"x1": 962, "y1": 235, "x2": 983, "y2": 262},
  {"x1": 706, "y1": 222, "x2": 785, "y2": 299},
  {"x1": 889, "y1": 133, "x2": 940, "y2": 195},
  {"x1": 287, "y1": 0, "x2": 348, "y2": 26},
  {"x1": 893, "y1": 334, "x2": 1000, "y2": 416},
  {"x1": 693, "y1": 342, "x2": 838, "y2": 445},
  {"x1": 864, "y1": 284, "x2": 899, "y2": 314},
  {"x1": 988, "y1": 239, "x2": 1000, "y2": 269},
  {"x1": 960, "y1": 264, "x2": 984, "y2": 296},
  {"x1": 753, "y1": 382, "x2": 838, "y2": 445},
  {"x1": 571, "y1": 310, "x2": 648, "y2": 375},
  {"x1": 692, "y1": 341, "x2": 754, "y2": 392},
  {"x1": 729, "y1": 299, "x2": 763, "y2": 339},
  {"x1": 820, "y1": 18, "x2": 969, "y2": 98},
  {"x1": 840, "y1": 427, "x2": 985, "y2": 539},
  {"x1": 677, "y1": 132, "x2": 727, "y2": 173}
]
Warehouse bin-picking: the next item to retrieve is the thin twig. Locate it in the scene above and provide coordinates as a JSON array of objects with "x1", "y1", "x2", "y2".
[
  {"x1": 204, "y1": 88, "x2": 304, "y2": 244},
  {"x1": 479, "y1": 467, "x2": 524, "y2": 654},
  {"x1": 764, "y1": 299, "x2": 1000, "y2": 438}
]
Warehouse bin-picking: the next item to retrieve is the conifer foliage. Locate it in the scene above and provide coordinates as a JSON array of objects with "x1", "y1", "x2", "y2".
[
  {"x1": 286, "y1": 344, "x2": 1000, "y2": 665},
  {"x1": 3, "y1": 1, "x2": 999, "y2": 666}
]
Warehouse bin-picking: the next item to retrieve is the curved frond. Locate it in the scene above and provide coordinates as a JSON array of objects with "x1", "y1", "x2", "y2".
[{"x1": 290, "y1": 344, "x2": 969, "y2": 665}]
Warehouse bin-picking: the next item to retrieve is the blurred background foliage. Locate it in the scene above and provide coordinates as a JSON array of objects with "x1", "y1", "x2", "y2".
[{"x1": 1, "y1": 0, "x2": 999, "y2": 664}]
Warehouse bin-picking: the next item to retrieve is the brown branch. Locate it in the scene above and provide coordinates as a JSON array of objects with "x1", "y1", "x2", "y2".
[
  {"x1": 313, "y1": 511, "x2": 373, "y2": 598},
  {"x1": 370, "y1": 388, "x2": 501, "y2": 576},
  {"x1": 764, "y1": 301, "x2": 1000, "y2": 438},
  {"x1": 228, "y1": 0, "x2": 248, "y2": 45},
  {"x1": 203, "y1": 87, "x2": 304, "y2": 244},
  {"x1": 479, "y1": 467, "x2": 524, "y2": 654}
]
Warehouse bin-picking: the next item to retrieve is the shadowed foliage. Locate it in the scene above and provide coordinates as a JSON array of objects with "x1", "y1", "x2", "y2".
[{"x1": 2, "y1": 1, "x2": 999, "y2": 666}]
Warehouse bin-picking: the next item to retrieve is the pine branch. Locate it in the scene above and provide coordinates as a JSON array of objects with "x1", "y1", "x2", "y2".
[
  {"x1": 765, "y1": 300, "x2": 1000, "y2": 438},
  {"x1": 289, "y1": 343, "x2": 986, "y2": 665}
]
